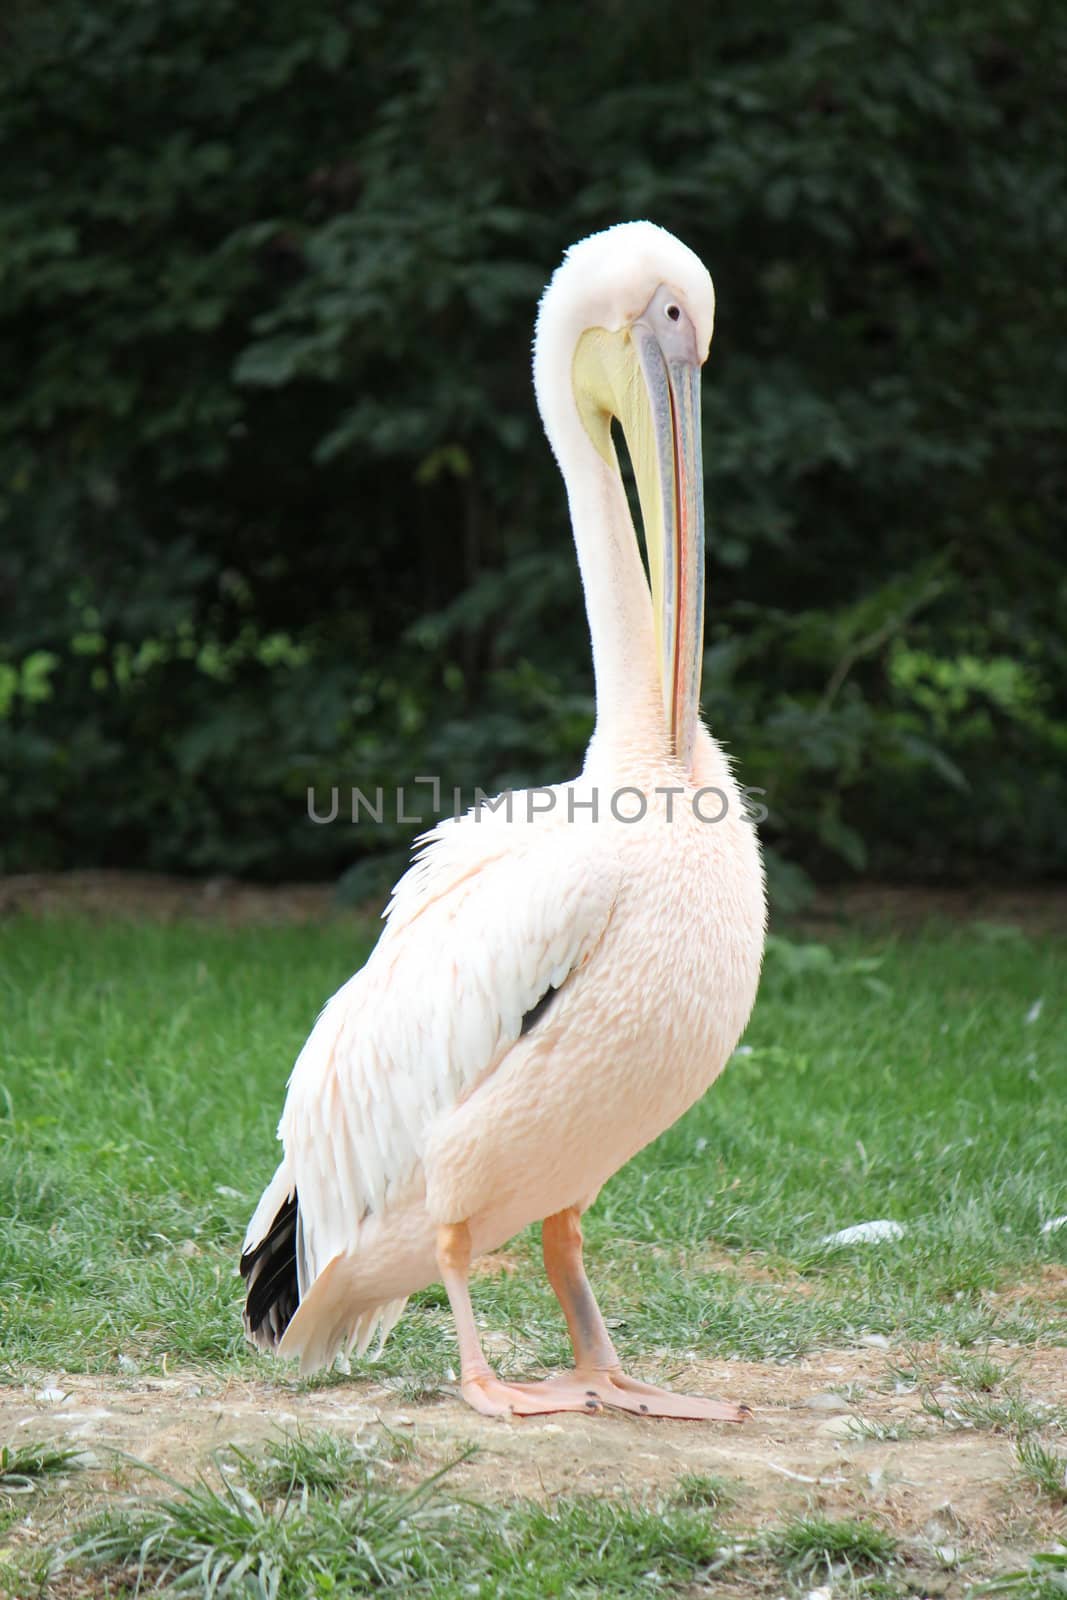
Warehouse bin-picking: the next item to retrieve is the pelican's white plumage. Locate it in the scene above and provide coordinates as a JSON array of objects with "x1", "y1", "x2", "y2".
[
  {"x1": 247, "y1": 805, "x2": 620, "y2": 1369},
  {"x1": 242, "y1": 221, "x2": 766, "y2": 1420}
]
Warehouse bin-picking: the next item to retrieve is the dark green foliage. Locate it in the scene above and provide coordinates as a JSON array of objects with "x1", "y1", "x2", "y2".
[{"x1": 1, "y1": 1, "x2": 1064, "y2": 884}]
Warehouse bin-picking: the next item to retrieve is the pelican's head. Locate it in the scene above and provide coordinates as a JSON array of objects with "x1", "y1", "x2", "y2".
[{"x1": 534, "y1": 221, "x2": 715, "y2": 769}]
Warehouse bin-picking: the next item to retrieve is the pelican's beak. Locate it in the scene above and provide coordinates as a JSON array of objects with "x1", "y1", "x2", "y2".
[
  {"x1": 629, "y1": 291, "x2": 706, "y2": 771},
  {"x1": 573, "y1": 287, "x2": 709, "y2": 769}
]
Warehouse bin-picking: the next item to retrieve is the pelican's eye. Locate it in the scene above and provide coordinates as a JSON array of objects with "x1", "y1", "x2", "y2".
[{"x1": 665, "y1": 303, "x2": 681, "y2": 323}]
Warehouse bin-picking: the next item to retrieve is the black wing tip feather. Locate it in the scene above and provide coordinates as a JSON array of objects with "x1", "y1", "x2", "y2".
[
  {"x1": 520, "y1": 984, "x2": 559, "y2": 1036},
  {"x1": 241, "y1": 1190, "x2": 299, "y2": 1348}
]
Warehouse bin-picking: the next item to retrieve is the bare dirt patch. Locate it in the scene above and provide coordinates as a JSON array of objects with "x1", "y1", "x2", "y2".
[
  {"x1": 6, "y1": 1344, "x2": 1065, "y2": 1580},
  {"x1": 991, "y1": 1264, "x2": 1067, "y2": 1310},
  {"x1": 800, "y1": 882, "x2": 1067, "y2": 936},
  {"x1": 0, "y1": 871, "x2": 344, "y2": 928},
  {"x1": 3, "y1": 869, "x2": 1067, "y2": 935}
]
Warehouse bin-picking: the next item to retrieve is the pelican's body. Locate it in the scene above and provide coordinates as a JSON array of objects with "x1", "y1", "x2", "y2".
[{"x1": 243, "y1": 223, "x2": 766, "y2": 1418}]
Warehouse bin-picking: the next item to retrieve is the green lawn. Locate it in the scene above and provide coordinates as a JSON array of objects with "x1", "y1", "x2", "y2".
[
  {"x1": 1, "y1": 913, "x2": 1066, "y2": 1598},
  {"x1": 1, "y1": 916, "x2": 1063, "y2": 1380}
]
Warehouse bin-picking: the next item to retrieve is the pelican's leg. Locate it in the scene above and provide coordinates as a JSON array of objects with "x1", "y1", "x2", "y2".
[
  {"x1": 435, "y1": 1221, "x2": 604, "y2": 1419},
  {"x1": 537, "y1": 1206, "x2": 751, "y2": 1422}
]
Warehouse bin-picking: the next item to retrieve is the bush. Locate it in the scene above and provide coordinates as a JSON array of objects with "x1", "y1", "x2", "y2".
[{"x1": 2, "y1": 0, "x2": 1064, "y2": 885}]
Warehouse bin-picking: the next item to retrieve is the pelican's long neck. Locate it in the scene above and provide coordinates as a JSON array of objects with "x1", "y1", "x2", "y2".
[{"x1": 558, "y1": 424, "x2": 668, "y2": 765}]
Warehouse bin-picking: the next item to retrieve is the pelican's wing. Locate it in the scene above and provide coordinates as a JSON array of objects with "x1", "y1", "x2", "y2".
[{"x1": 249, "y1": 801, "x2": 620, "y2": 1303}]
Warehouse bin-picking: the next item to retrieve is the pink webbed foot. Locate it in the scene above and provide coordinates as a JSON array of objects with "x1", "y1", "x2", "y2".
[
  {"x1": 459, "y1": 1366, "x2": 749, "y2": 1422},
  {"x1": 586, "y1": 1366, "x2": 752, "y2": 1422},
  {"x1": 460, "y1": 1370, "x2": 606, "y2": 1418}
]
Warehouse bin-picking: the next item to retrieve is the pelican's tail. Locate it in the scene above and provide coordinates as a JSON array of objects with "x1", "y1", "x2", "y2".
[
  {"x1": 276, "y1": 1252, "x2": 408, "y2": 1375},
  {"x1": 240, "y1": 1162, "x2": 299, "y2": 1350},
  {"x1": 242, "y1": 1162, "x2": 409, "y2": 1373}
]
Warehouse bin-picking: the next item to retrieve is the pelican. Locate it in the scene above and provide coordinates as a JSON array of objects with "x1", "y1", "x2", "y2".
[{"x1": 241, "y1": 221, "x2": 766, "y2": 1420}]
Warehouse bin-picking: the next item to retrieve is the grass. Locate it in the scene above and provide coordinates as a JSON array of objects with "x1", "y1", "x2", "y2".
[
  {"x1": 836, "y1": 1414, "x2": 916, "y2": 1441},
  {"x1": 41, "y1": 1431, "x2": 735, "y2": 1598},
  {"x1": 36, "y1": 1433, "x2": 933, "y2": 1600},
  {"x1": 669, "y1": 1471, "x2": 738, "y2": 1510},
  {"x1": 947, "y1": 1351, "x2": 1017, "y2": 1392},
  {"x1": 920, "y1": 1385, "x2": 1063, "y2": 1435},
  {"x1": 238, "y1": 1427, "x2": 401, "y2": 1497},
  {"x1": 68, "y1": 1443, "x2": 470, "y2": 1598},
  {"x1": 977, "y1": 1550, "x2": 1067, "y2": 1599},
  {"x1": 763, "y1": 1512, "x2": 899, "y2": 1578},
  {"x1": 27, "y1": 1443, "x2": 959, "y2": 1600},
  {"x1": 0, "y1": 1440, "x2": 83, "y2": 1493},
  {"x1": 879, "y1": 1342, "x2": 1066, "y2": 1446},
  {"x1": 1016, "y1": 1435, "x2": 1067, "y2": 1504},
  {"x1": 0, "y1": 915, "x2": 1063, "y2": 1380},
  {"x1": 2, "y1": 911, "x2": 1063, "y2": 1597}
]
